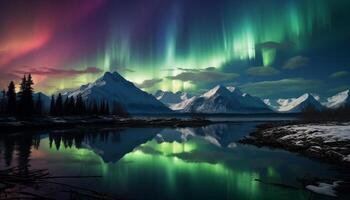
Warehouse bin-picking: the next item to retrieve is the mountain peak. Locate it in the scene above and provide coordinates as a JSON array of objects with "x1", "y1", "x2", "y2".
[
  {"x1": 326, "y1": 89, "x2": 350, "y2": 108},
  {"x1": 202, "y1": 85, "x2": 231, "y2": 98},
  {"x1": 226, "y1": 86, "x2": 243, "y2": 96},
  {"x1": 64, "y1": 71, "x2": 171, "y2": 114},
  {"x1": 100, "y1": 71, "x2": 125, "y2": 82},
  {"x1": 278, "y1": 93, "x2": 323, "y2": 112}
]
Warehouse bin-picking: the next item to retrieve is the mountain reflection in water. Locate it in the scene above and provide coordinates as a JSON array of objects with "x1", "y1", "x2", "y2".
[{"x1": 0, "y1": 123, "x2": 344, "y2": 200}]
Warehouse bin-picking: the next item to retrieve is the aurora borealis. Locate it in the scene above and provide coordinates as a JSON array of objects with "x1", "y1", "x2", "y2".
[{"x1": 0, "y1": 0, "x2": 349, "y2": 98}]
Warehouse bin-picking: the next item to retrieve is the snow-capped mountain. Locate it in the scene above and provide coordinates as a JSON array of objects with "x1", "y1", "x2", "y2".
[
  {"x1": 174, "y1": 85, "x2": 272, "y2": 113},
  {"x1": 63, "y1": 72, "x2": 171, "y2": 114},
  {"x1": 325, "y1": 90, "x2": 350, "y2": 109},
  {"x1": 154, "y1": 90, "x2": 192, "y2": 106},
  {"x1": 277, "y1": 93, "x2": 324, "y2": 113}
]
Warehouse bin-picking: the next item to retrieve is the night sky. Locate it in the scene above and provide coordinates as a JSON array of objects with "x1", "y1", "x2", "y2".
[{"x1": 0, "y1": 0, "x2": 349, "y2": 99}]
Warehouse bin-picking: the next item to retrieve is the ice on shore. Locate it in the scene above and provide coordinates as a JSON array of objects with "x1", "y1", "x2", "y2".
[{"x1": 306, "y1": 181, "x2": 341, "y2": 197}]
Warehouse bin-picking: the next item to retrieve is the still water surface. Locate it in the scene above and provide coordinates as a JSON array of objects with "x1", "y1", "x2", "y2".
[{"x1": 0, "y1": 122, "x2": 346, "y2": 199}]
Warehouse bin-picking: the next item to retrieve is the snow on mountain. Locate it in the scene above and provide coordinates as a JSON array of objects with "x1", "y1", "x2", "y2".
[
  {"x1": 278, "y1": 93, "x2": 324, "y2": 113},
  {"x1": 169, "y1": 96, "x2": 197, "y2": 111},
  {"x1": 154, "y1": 90, "x2": 192, "y2": 106},
  {"x1": 175, "y1": 85, "x2": 272, "y2": 113},
  {"x1": 63, "y1": 72, "x2": 171, "y2": 114},
  {"x1": 263, "y1": 99, "x2": 279, "y2": 111},
  {"x1": 325, "y1": 90, "x2": 350, "y2": 109}
]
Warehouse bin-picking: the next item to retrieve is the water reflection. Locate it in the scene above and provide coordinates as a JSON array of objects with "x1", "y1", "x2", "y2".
[{"x1": 0, "y1": 123, "x2": 343, "y2": 200}]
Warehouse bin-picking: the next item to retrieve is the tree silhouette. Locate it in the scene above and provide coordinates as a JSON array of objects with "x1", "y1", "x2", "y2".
[
  {"x1": 26, "y1": 74, "x2": 34, "y2": 115},
  {"x1": 7, "y1": 81, "x2": 16, "y2": 115},
  {"x1": 75, "y1": 94, "x2": 85, "y2": 115},
  {"x1": 18, "y1": 75, "x2": 27, "y2": 116},
  {"x1": 112, "y1": 101, "x2": 129, "y2": 117},
  {"x1": 0, "y1": 90, "x2": 6, "y2": 114},
  {"x1": 55, "y1": 93, "x2": 63, "y2": 116},
  {"x1": 50, "y1": 95, "x2": 55, "y2": 116},
  {"x1": 63, "y1": 96, "x2": 69, "y2": 115},
  {"x1": 17, "y1": 74, "x2": 34, "y2": 116},
  {"x1": 68, "y1": 96, "x2": 75, "y2": 115}
]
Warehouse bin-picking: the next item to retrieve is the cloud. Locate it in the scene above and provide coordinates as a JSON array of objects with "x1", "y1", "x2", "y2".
[
  {"x1": 136, "y1": 78, "x2": 163, "y2": 88},
  {"x1": 166, "y1": 67, "x2": 239, "y2": 83},
  {"x1": 329, "y1": 70, "x2": 349, "y2": 79},
  {"x1": 167, "y1": 71, "x2": 239, "y2": 83},
  {"x1": 176, "y1": 67, "x2": 216, "y2": 72},
  {"x1": 111, "y1": 66, "x2": 134, "y2": 73},
  {"x1": 245, "y1": 66, "x2": 280, "y2": 76},
  {"x1": 256, "y1": 41, "x2": 294, "y2": 50},
  {"x1": 283, "y1": 56, "x2": 309, "y2": 69},
  {"x1": 15, "y1": 67, "x2": 102, "y2": 77},
  {"x1": 241, "y1": 78, "x2": 320, "y2": 96},
  {"x1": 0, "y1": 72, "x2": 20, "y2": 89}
]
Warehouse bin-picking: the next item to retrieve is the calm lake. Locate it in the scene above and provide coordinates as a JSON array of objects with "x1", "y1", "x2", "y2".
[{"x1": 0, "y1": 122, "x2": 347, "y2": 199}]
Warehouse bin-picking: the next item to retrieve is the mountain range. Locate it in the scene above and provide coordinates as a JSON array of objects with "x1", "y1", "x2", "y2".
[
  {"x1": 35, "y1": 72, "x2": 349, "y2": 114},
  {"x1": 167, "y1": 85, "x2": 272, "y2": 113}
]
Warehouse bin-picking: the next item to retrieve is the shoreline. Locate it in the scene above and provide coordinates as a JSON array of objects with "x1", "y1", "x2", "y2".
[
  {"x1": 0, "y1": 116, "x2": 215, "y2": 133},
  {"x1": 239, "y1": 121, "x2": 350, "y2": 166}
]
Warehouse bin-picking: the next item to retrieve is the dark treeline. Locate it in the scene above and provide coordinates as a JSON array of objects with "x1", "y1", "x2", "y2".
[
  {"x1": 301, "y1": 105, "x2": 350, "y2": 121},
  {"x1": 0, "y1": 133, "x2": 40, "y2": 171},
  {"x1": 0, "y1": 74, "x2": 128, "y2": 117},
  {"x1": 49, "y1": 93, "x2": 127, "y2": 117},
  {"x1": 50, "y1": 93, "x2": 110, "y2": 116},
  {"x1": 0, "y1": 129, "x2": 121, "y2": 167},
  {"x1": 0, "y1": 74, "x2": 40, "y2": 117}
]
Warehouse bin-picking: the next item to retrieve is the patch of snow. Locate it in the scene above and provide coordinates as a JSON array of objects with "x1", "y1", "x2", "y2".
[
  {"x1": 278, "y1": 93, "x2": 324, "y2": 112},
  {"x1": 154, "y1": 134, "x2": 165, "y2": 143},
  {"x1": 343, "y1": 154, "x2": 350, "y2": 162},
  {"x1": 281, "y1": 123, "x2": 350, "y2": 143},
  {"x1": 154, "y1": 90, "x2": 192, "y2": 106},
  {"x1": 204, "y1": 135, "x2": 221, "y2": 147},
  {"x1": 176, "y1": 85, "x2": 271, "y2": 113},
  {"x1": 306, "y1": 181, "x2": 341, "y2": 197},
  {"x1": 227, "y1": 142, "x2": 237, "y2": 149},
  {"x1": 169, "y1": 96, "x2": 197, "y2": 111},
  {"x1": 326, "y1": 90, "x2": 350, "y2": 109},
  {"x1": 263, "y1": 99, "x2": 271, "y2": 106}
]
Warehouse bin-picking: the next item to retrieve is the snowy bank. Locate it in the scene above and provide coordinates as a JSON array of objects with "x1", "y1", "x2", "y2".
[{"x1": 240, "y1": 122, "x2": 350, "y2": 165}]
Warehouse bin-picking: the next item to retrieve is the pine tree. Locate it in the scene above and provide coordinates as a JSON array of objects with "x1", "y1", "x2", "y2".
[
  {"x1": 6, "y1": 81, "x2": 16, "y2": 115},
  {"x1": 63, "y1": 97, "x2": 69, "y2": 115},
  {"x1": 75, "y1": 95, "x2": 84, "y2": 115},
  {"x1": 26, "y1": 74, "x2": 34, "y2": 115},
  {"x1": 68, "y1": 96, "x2": 75, "y2": 115},
  {"x1": 18, "y1": 75, "x2": 27, "y2": 116},
  {"x1": 0, "y1": 90, "x2": 6, "y2": 115},
  {"x1": 92, "y1": 101, "x2": 98, "y2": 115},
  {"x1": 100, "y1": 100, "x2": 105, "y2": 115},
  {"x1": 105, "y1": 101, "x2": 110, "y2": 115},
  {"x1": 112, "y1": 101, "x2": 128, "y2": 117},
  {"x1": 50, "y1": 95, "x2": 55, "y2": 116},
  {"x1": 55, "y1": 93, "x2": 63, "y2": 116}
]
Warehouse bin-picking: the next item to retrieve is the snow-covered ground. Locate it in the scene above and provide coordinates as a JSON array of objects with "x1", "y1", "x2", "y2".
[
  {"x1": 241, "y1": 122, "x2": 350, "y2": 164},
  {"x1": 280, "y1": 123, "x2": 350, "y2": 143}
]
